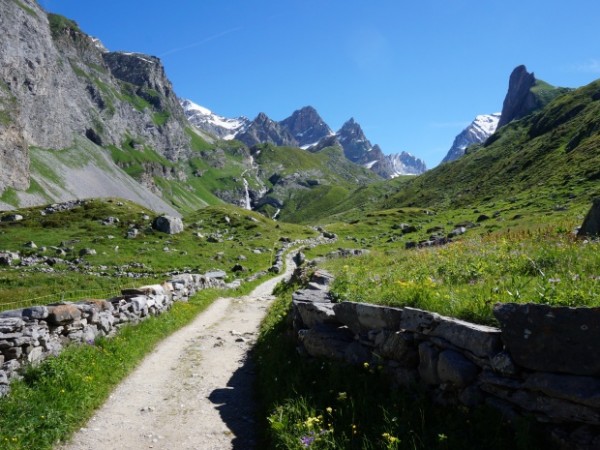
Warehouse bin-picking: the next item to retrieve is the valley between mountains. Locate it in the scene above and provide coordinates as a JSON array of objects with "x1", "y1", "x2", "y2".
[{"x1": 2, "y1": 1, "x2": 600, "y2": 450}]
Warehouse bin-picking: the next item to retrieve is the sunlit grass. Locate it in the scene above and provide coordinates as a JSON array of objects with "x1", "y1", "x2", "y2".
[{"x1": 323, "y1": 223, "x2": 600, "y2": 325}]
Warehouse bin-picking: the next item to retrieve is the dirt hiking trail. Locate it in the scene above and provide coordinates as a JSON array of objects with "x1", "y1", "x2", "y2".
[{"x1": 59, "y1": 258, "x2": 295, "y2": 450}]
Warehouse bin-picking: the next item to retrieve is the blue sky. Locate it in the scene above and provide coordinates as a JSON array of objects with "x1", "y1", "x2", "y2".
[{"x1": 41, "y1": 0, "x2": 600, "y2": 168}]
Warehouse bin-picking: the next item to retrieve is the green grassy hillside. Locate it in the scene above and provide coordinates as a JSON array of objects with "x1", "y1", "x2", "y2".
[
  {"x1": 0, "y1": 199, "x2": 315, "y2": 310},
  {"x1": 250, "y1": 144, "x2": 382, "y2": 221},
  {"x1": 380, "y1": 78, "x2": 600, "y2": 213}
]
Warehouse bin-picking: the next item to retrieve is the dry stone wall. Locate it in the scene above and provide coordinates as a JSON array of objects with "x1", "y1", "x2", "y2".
[
  {"x1": 292, "y1": 271, "x2": 600, "y2": 449},
  {"x1": 0, "y1": 272, "x2": 227, "y2": 396}
]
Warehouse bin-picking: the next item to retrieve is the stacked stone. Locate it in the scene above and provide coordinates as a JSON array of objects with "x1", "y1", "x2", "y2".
[
  {"x1": 293, "y1": 277, "x2": 600, "y2": 449},
  {"x1": 0, "y1": 270, "x2": 227, "y2": 397}
]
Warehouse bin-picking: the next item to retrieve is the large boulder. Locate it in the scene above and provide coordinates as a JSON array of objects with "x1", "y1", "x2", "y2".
[
  {"x1": 152, "y1": 216, "x2": 184, "y2": 234},
  {"x1": 578, "y1": 198, "x2": 600, "y2": 237},
  {"x1": 494, "y1": 303, "x2": 600, "y2": 375},
  {"x1": 524, "y1": 372, "x2": 600, "y2": 409}
]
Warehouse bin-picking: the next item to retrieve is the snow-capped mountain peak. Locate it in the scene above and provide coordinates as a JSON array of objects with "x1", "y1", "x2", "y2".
[
  {"x1": 387, "y1": 151, "x2": 427, "y2": 177},
  {"x1": 180, "y1": 99, "x2": 250, "y2": 140},
  {"x1": 441, "y1": 113, "x2": 501, "y2": 164},
  {"x1": 181, "y1": 99, "x2": 212, "y2": 116},
  {"x1": 472, "y1": 113, "x2": 501, "y2": 137}
]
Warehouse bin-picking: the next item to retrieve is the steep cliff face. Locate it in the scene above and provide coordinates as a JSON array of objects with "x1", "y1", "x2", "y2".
[
  {"x1": 497, "y1": 65, "x2": 538, "y2": 128},
  {"x1": 498, "y1": 65, "x2": 569, "y2": 129},
  {"x1": 0, "y1": 0, "x2": 192, "y2": 196},
  {"x1": 100, "y1": 51, "x2": 190, "y2": 161}
]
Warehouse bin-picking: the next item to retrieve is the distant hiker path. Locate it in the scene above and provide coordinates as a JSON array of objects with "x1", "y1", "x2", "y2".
[{"x1": 59, "y1": 256, "x2": 296, "y2": 450}]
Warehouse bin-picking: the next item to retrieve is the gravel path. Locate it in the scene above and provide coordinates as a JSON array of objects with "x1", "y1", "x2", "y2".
[{"x1": 58, "y1": 259, "x2": 295, "y2": 450}]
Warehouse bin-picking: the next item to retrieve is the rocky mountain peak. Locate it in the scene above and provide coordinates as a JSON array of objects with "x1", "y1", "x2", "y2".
[
  {"x1": 279, "y1": 106, "x2": 332, "y2": 147},
  {"x1": 497, "y1": 65, "x2": 538, "y2": 128},
  {"x1": 255, "y1": 112, "x2": 270, "y2": 124},
  {"x1": 235, "y1": 112, "x2": 296, "y2": 147},
  {"x1": 386, "y1": 151, "x2": 427, "y2": 177},
  {"x1": 441, "y1": 113, "x2": 501, "y2": 163},
  {"x1": 180, "y1": 99, "x2": 249, "y2": 140},
  {"x1": 336, "y1": 118, "x2": 372, "y2": 163}
]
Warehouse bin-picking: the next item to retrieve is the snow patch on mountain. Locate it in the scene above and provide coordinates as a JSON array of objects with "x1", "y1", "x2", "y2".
[
  {"x1": 386, "y1": 152, "x2": 427, "y2": 177},
  {"x1": 441, "y1": 113, "x2": 501, "y2": 164},
  {"x1": 180, "y1": 99, "x2": 250, "y2": 140}
]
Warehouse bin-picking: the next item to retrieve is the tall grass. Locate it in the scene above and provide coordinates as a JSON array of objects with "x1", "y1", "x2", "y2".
[{"x1": 324, "y1": 226, "x2": 600, "y2": 325}]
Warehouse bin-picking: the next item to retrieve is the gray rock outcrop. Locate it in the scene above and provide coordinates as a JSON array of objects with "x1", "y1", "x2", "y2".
[
  {"x1": 152, "y1": 215, "x2": 184, "y2": 234},
  {"x1": 0, "y1": 0, "x2": 192, "y2": 199},
  {"x1": 498, "y1": 65, "x2": 539, "y2": 128},
  {"x1": 235, "y1": 112, "x2": 297, "y2": 147}
]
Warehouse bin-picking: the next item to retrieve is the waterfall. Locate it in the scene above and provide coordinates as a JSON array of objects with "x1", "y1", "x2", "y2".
[
  {"x1": 242, "y1": 177, "x2": 251, "y2": 210},
  {"x1": 272, "y1": 208, "x2": 281, "y2": 220}
]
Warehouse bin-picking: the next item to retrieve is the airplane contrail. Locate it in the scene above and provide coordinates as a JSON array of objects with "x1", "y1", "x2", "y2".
[{"x1": 159, "y1": 26, "x2": 243, "y2": 57}]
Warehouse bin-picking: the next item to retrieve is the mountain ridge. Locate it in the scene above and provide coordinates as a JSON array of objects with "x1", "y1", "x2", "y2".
[{"x1": 180, "y1": 100, "x2": 428, "y2": 177}]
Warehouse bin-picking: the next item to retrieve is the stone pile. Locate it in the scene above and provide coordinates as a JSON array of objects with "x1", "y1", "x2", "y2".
[
  {"x1": 0, "y1": 271, "x2": 227, "y2": 396},
  {"x1": 292, "y1": 274, "x2": 600, "y2": 449}
]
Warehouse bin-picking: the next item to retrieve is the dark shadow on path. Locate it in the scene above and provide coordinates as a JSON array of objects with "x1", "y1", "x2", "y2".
[{"x1": 208, "y1": 350, "x2": 259, "y2": 450}]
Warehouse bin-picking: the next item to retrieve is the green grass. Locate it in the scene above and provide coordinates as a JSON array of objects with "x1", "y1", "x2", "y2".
[
  {"x1": 152, "y1": 111, "x2": 170, "y2": 127},
  {"x1": 0, "y1": 188, "x2": 19, "y2": 207},
  {"x1": 255, "y1": 284, "x2": 552, "y2": 449},
  {"x1": 69, "y1": 62, "x2": 88, "y2": 79},
  {"x1": 185, "y1": 127, "x2": 213, "y2": 151},
  {"x1": 24, "y1": 179, "x2": 53, "y2": 202},
  {"x1": 0, "y1": 199, "x2": 315, "y2": 309},
  {"x1": 153, "y1": 176, "x2": 214, "y2": 213},
  {"x1": 108, "y1": 138, "x2": 173, "y2": 179},
  {"x1": 320, "y1": 218, "x2": 599, "y2": 325},
  {"x1": 0, "y1": 282, "x2": 260, "y2": 450},
  {"x1": 47, "y1": 13, "x2": 80, "y2": 37},
  {"x1": 0, "y1": 110, "x2": 12, "y2": 126},
  {"x1": 12, "y1": 0, "x2": 37, "y2": 16}
]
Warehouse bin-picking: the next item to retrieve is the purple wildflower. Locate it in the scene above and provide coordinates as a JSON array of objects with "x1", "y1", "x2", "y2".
[{"x1": 300, "y1": 433, "x2": 315, "y2": 447}]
